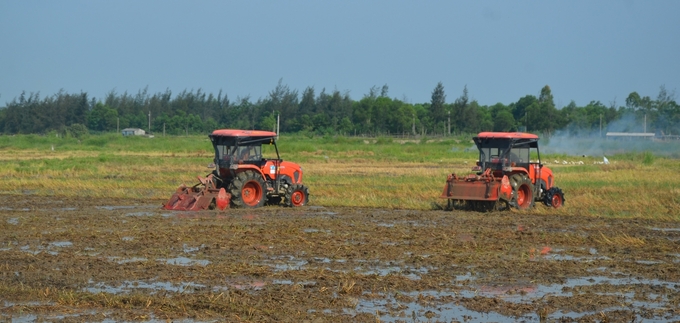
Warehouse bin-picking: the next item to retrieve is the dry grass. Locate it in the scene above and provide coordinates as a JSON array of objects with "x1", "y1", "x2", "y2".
[
  {"x1": 0, "y1": 137, "x2": 679, "y2": 220},
  {"x1": 596, "y1": 232, "x2": 646, "y2": 247}
]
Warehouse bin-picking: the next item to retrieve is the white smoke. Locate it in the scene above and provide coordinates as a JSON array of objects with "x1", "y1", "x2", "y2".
[{"x1": 541, "y1": 112, "x2": 680, "y2": 158}]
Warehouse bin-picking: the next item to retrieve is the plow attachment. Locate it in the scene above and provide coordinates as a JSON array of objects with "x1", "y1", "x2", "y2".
[{"x1": 163, "y1": 174, "x2": 231, "y2": 211}]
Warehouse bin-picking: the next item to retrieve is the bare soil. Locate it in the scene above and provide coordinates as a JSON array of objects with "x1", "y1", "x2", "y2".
[{"x1": 1, "y1": 194, "x2": 679, "y2": 322}]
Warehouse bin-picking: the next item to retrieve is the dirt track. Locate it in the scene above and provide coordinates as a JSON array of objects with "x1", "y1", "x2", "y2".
[{"x1": 1, "y1": 194, "x2": 679, "y2": 322}]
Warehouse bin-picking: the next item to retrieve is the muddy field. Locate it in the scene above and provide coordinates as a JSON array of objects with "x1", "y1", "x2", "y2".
[{"x1": 1, "y1": 194, "x2": 679, "y2": 322}]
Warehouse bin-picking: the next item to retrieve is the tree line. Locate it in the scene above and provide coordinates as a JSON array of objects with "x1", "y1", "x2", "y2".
[{"x1": 1, "y1": 81, "x2": 678, "y2": 138}]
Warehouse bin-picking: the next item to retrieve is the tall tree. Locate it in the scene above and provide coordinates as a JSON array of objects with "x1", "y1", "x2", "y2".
[
  {"x1": 430, "y1": 82, "x2": 446, "y2": 133},
  {"x1": 452, "y1": 85, "x2": 469, "y2": 134}
]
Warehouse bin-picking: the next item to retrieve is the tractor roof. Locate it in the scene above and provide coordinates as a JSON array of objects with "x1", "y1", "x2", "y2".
[
  {"x1": 474, "y1": 132, "x2": 541, "y2": 148},
  {"x1": 475, "y1": 132, "x2": 539, "y2": 139},
  {"x1": 209, "y1": 129, "x2": 278, "y2": 146},
  {"x1": 211, "y1": 129, "x2": 277, "y2": 138}
]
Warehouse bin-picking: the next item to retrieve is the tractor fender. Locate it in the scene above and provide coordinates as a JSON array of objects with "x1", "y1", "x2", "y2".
[
  {"x1": 539, "y1": 166, "x2": 555, "y2": 189},
  {"x1": 233, "y1": 165, "x2": 266, "y2": 180},
  {"x1": 261, "y1": 160, "x2": 303, "y2": 184},
  {"x1": 278, "y1": 161, "x2": 304, "y2": 184}
]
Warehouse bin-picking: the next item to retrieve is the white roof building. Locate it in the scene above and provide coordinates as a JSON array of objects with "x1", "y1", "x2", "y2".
[{"x1": 122, "y1": 128, "x2": 146, "y2": 136}]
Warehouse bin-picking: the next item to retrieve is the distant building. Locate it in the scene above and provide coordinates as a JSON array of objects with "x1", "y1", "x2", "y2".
[
  {"x1": 122, "y1": 128, "x2": 146, "y2": 136},
  {"x1": 605, "y1": 132, "x2": 654, "y2": 140}
]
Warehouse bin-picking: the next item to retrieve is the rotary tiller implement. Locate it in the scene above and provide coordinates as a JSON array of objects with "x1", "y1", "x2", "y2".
[
  {"x1": 163, "y1": 174, "x2": 230, "y2": 211},
  {"x1": 163, "y1": 129, "x2": 309, "y2": 211}
]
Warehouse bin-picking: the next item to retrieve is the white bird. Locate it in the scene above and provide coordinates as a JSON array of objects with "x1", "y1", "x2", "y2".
[{"x1": 603, "y1": 156, "x2": 609, "y2": 165}]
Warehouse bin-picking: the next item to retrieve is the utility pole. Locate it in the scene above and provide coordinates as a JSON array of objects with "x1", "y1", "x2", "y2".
[
  {"x1": 600, "y1": 114, "x2": 602, "y2": 137},
  {"x1": 412, "y1": 114, "x2": 416, "y2": 136},
  {"x1": 448, "y1": 111, "x2": 451, "y2": 135},
  {"x1": 148, "y1": 111, "x2": 151, "y2": 134},
  {"x1": 644, "y1": 113, "x2": 647, "y2": 133},
  {"x1": 525, "y1": 112, "x2": 528, "y2": 132}
]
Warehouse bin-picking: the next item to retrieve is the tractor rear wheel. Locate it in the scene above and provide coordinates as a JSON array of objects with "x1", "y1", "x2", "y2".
[
  {"x1": 543, "y1": 187, "x2": 565, "y2": 208},
  {"x1": 511, "y1": 174, "x2": 535, "y2": 210},
  {"x1": 285, "y1": 184, "x2": 309, "y2": 207},
  {"x1": 228, "y1": 171, "x2": 266, "y2": 208}
]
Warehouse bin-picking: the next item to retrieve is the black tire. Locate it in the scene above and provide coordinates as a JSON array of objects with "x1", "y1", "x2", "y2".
[
  {"x1": 228, "y1": 171, "x2": 266, "y2": 208},
  {"x1": 284, "y1": 184, "x2": 309, "y2": 207},
  {"x1": 510, "y1": 174, "x2": 535, "y2": 210},
  {"x1": 543, "y1": 187, "x2": 565, "y2": 208}
]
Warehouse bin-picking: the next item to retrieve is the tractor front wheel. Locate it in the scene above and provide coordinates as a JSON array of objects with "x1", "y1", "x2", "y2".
[
  {"x1": 543, "y1": 187, "x2": 565, "y2": 208},
  {"x1": 229, "y1": 171, "x2": 266, "y2": 208},
  {"x1": 285, "y1": 184, "x2": 309, "y2": 207}
]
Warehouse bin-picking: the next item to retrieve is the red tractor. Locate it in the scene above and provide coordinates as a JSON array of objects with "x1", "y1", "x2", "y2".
[
  {"x1": 164, "y1": 129, "x2": 309, "y2": 210},
  {"x1": 441, "y1": 132, "x2": 564, "y2": 212}
]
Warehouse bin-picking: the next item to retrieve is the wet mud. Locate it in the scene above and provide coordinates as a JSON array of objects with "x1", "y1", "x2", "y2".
[{"x1": 1, "y1": 194, "x2": 679, "y2": 322}]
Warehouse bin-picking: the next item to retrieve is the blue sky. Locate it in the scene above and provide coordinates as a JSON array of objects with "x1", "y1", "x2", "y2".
[{"x1": 1, "y1": 0, "x2": 678, "y2": 108}]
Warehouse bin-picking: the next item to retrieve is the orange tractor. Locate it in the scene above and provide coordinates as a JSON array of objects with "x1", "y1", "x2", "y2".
[
  {"x1": 164, "y1": 129, "x2": 309, "y2": 211},
  {"x1": 441, "y1": 132, "x2": 564, "y2": 211}
]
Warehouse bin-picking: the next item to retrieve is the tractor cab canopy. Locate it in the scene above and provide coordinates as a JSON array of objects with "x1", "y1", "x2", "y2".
[
  {"x1": 473, "y1": 132, "x2": 541, "y2": 171},
  {"x1": 209, "y1": 130, "x2": 279, "y2": 167}
]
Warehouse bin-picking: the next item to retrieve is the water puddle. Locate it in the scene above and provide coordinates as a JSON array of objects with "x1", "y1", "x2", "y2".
[
  {"x1": 125, "y1": 211, "x2": 154, "y2": 217},
  {"x1": 0, "y1": 207, "x2": 30, "y2": 211},
  {"x1": 160, "y1": 257, "x2": 211, "y2": 266},
  {"x1": 107, "y1": 256, "x2": 148, "y2": 264},
  {"x1": 376, "y1": 222, "x2": 395, "y2": 227},
  {"x1": 261, "y1": 255, "x2": 429, "y2": 280},
  {"x1": 219, "y1": 278, "x2": 267, "y2": 291},
  {"x1": 4, "y1": 313, "x2": 213, "y2": 323},
  {"x1": 351, "y1": 292, "x2": 519, "y2": 323},
  {"x1": 264, "y1": 255, "x2": 309, "y2": 271},
  {"x1": 651, "y1": 227, "x2": 680, "y2": 232},
  {"x1": 312, "y1": 211, "x2": 339, "y2": 216},
  {"x1": 353, "y1": 264, "x2": 429, "y2": 280},
  {"x1": 353, "y1": 274, "x2": 680, "y2": 322},
  {"x1": 96, "y1": 206, "x2": 136, "y2": 211},
  {"x1": 44, "y1": 207, "x2": 78, "y2": 211},
  {"x1": 636, "y1": 260, "x2": 664, "y2": 265},
  {"x1": 183, "y1": 243, "x2": 203, "y2": 253},
  {"x1": 542, "y1": 248, "x2": 611, "y2": 261},
  {"x1": 213, "y1": 277, "x2": 316, "y2": 291},
  {"x1": 303, "y1": 228, "x2": 331, "y2": 233},
  {"x1": 7, "y1": 217, "x2": 19, "y2": 225},
  {"x1": 15, "y1": 241, "x2": 72, "y2": 255},
  {"x1": 49, "y1": 241, "x2": 73, "y2": 248},
  {"x1": 84, "y1": 279, "x2": 206, "y2": 295}
]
